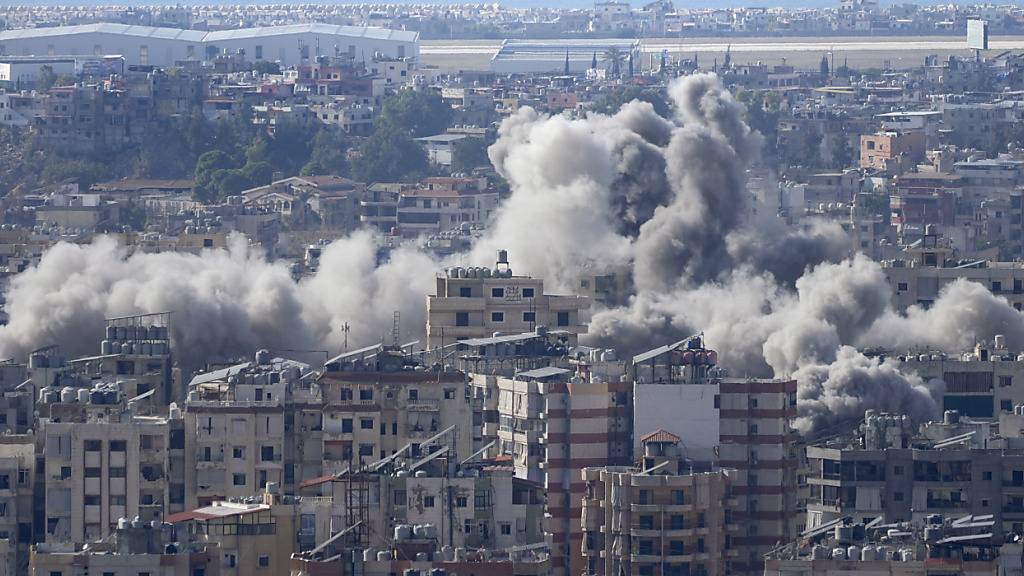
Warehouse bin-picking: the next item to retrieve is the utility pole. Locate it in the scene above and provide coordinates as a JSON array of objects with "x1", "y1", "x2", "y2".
[{"x1": 340, "y1": 321, "x2": 350, "y2": 351}]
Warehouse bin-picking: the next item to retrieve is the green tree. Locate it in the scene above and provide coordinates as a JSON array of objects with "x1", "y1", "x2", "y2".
[
  {"x1": 591, "y1": 87, "x2": 671, "y2": 118},
  {"x1": 831, "y1": 134, "x2": 853, "y2": 169},
  {"x1": 602, "y1": 46, "x2": 626, "y2": 77},
  {"x1": 452, "y1": 137, "x2": 491, "y2": 173},
  {"x1": 36, "y1": 65, "x2": 57, "y2": 91},
  {"x1": 40, "y1": 158, "x2": 112, "y2": 190},
  {"x1": 820, "y1": 55, "x2": 830, "y2": 77},
  {"x1": 352, "y1": 124, "x2": 428, "y2": 183},
  {"x1": 379, "y1": 90, "x2": 454, "y2": 138},
  {"x1": 301, "y1": 128, "x2": 349, "y2": 176},
  {"x1": 241, "y1": 161, "x2": 274, "y2": 187},
  {"x1": 802, "y1": 128, "x2": 823, "y2": 169},
  {"x1": 209, "y1": 170, "x2": 252, "y2": 198},
  {"x1": 252, "y1": 61, "x2": 282, "y2": 76},
  {"x1": 194, "y1": 150, "x2": 238, "y2": 203}
]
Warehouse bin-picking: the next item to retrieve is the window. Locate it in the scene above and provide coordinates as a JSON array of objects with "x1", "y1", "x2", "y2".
[
  {"x1": 897, "y1": 282, "x2": 908, "y2": 291},
  {"x1": 522, "y1": 287, "x2": 535, "y2": 298},
  {"x1": 84, "y1": 495, "x2": 100, "y2": 506},
  {"x1": 261, "y1": 446, "x2": 275, "y2": 461},
  {"x1": 557, "y1": 311, "x2": 570, "y2": 326},
  {"x1": 1001, "y1": 376, "x2": 1014, "y2": 388},
  {"x1": 408, "y1": 389, "x2": 418, "y2": 401},
  {"x1": 464, "y1": 519, "x2": 473, "y2": 534},
  {"x1": 672, "y1": 490, "x2": 684, "y2": 505},
  {"x1": 455, "y1": 312, "x2": 469, "y2": 327},
  {"x1": 894, "y1": 465, "x2": 905, "y2": 475},
  {"x1": 984, "y1": 471, "x2": 993, "y2": 481},
  {"x1": 638, "y1": 490, "x2": 650, "y2": 504},
  {"x1": 342, "y1": 419, "x2": 353, "y2": 433},
  {"x1": 697, "y1": 538, "x2": 705, "y2": 553},
  {"x1": 361, "y1": 418, "x2": 374, "y2": 429},
  {"x1": 459, "y1": 286, "x2": 472, "y2": 297},
  {"x1": 424, "y1": 496, "x2": 436, "y2": 508},
  {"x1": 669, "y1": 541, "x2": 684, "y2": 555},
  {"x1": 748, "y1": 424, "x2": 759, "y2": 434},
  {"x1": 491, "y1": 312, "x2": 504, "y2": 322},
  {"x1": 359, "y1": 444, "x2": 374, "y2": 457},
  {"x1": 670, "y1": 515, "x2": 684, "y2": 529},
  {"x1": 359, "y1": 389, "x2": 373, "y2": 401},
  {"x1": 500, "y1": 522, "x2": 511, "y2": 535},
  {"x1": 233, "y1": 447, "x2": 244, "y2": 459},
  {"x1": 85, "y1": 467, "x2": 101, "y2": 478},
  {"x1": 60, "y1": 467, "x2": 71, "y2": 480},
  {"x1": 894, "y1": 491, "x2": 904, "y2": 501},
  {"x1": 444, "y1": 388, "x2": 456, "y2": 400},
  {"x1": 638, "y1": 540, "x2": 654, "y2": 555},
  {"x1": 394, "y1": 490, "x2": 407, "y2": 506},
  {"x1": 639, "y1": 515, "x2": 654, "y2": 529},
  {"x1": 109, "y1": 440, "x2": 126, "y2": 452},
  {"x1": 456, "y1": 496, "x2": 467, "y2": 507},
  {"x1": 1003, "y1": 400, "x2": 1014, "y2": 412},
  {"x1": 523, "y1": 311, "x2": 536, "y2": 323},
  {"x1": 258, "y1": 555, "x2": 269, "y2": 568},
  {"x1": 255, "y1": 45, "x2": 263, "y2": 60},
  {"x1": 491, "y1": 287, "x2": 505, "y2": 298},
  {"x1": 84, "y1": 440, "x2": 102, "y2": 451},
  {"x1": 993, "y1": 281, "x2": 1003, "y2": 293},
  {"x1": 233, "y1": 474, "x2": 246, "y2": 486}
]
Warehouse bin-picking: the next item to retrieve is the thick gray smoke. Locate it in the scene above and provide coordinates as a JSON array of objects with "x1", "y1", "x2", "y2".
[{"x1": 4, "y1": 73, "x2": 1023, "y2": 434}]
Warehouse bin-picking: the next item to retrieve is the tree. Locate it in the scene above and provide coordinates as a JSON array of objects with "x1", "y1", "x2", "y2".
[
  {"x1": 194, "y1": 150, "x2": 238, "y2": 203},
  {"x1": 452, "y1": 137, "x2": 491, "y2": 173},
  {"x1": 602, "y1": 47, "x2": 626, "y2": 77},
  {"x1": 352, "y1": 124, "x2": 428, "y2": 183},
  {"x1": 831, "y1": 134, "x2": 853, "y2": 169},
  {"x1": 591, "y1": 87, "x2": 671, "y2": 118},
  {"x1": 802, "y1": 128, "x2": 823, "y2": 169},
  {"x1": 820, "y1": 55, "x2": 830, "y2": 78},
  {"x1": 379, "y1": 90, "x2": 454, "y2": 138},
  {"x1": 36, "y1": 66, "x2": 58, "y2": 91},
  {"x1": 252, "y1": 61, "x2": 282, "y2": 76},
  {"x1": 301, "y1": 128, "x2": 349, "y2": 176}
]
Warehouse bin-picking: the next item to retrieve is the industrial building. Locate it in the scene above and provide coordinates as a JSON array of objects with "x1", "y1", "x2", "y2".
[{"x1": 0, "y1": 23, "x2": 418, "y2": 68}]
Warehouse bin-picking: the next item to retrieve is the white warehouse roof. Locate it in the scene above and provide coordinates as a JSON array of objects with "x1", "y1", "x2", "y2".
[{"x1": 0, "y1": 22, "x2": 418, "y2": 44}]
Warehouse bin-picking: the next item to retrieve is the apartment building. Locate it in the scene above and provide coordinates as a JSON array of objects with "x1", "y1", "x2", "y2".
[
  {"x1": 882, "y1": 229, "x2": 1024, "y2": 311},
  {"x1": 426, "y1": 251, "x2": 587, "y2": 349},
  {"x1": 303, "y1": 456, "x2": 544, "y2": 554},
  {"x1": 581, "y1": 433, "x2": 739, "y2": 576},
  {"x1": 184, "y1": 351, "x2": 313, "y2": 508},
  {"x1": 30, "y1": 520, "x2": 217, "y2": 576},
  {"x1": 718, "y1": 376, "x2": 799, "y2": 574},
  {"x1": 805, "y1": 409, "x2": 1024, "y2": 540},
  {"x1": 41, "y1": 388, "x2": 185, "y2": 545},
  {"x1": 859, "y1": 131, "x2": 925, "y2": 172},
  {"x1": 396, "y1": 177, "x2": 498, "y2": 238},
  {"x1": 898, "y1": 340, "x2": 1024, "y2": 418},
  {"x1": 0, "y1": 435, "x2": 34, "y2": 576},
  {"x1": 167, "y1": 499, "x2": 296, "y2": 576},
  {"x1": 318, "y1": 345, "x2": 472, "y2": 476},
  {"x1": 543, "y1": 360, "x2": 631, "y2": 576}
]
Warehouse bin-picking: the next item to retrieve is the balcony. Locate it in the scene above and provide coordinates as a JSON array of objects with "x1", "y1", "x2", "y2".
[
  {"x1": 630, "y1": 504, "x2": 661, "y2": 513},
  {"x1": 630, "y1": 528, "x2": 662, "y2": 537},
  {"x1": 406, "y1": 399, "x2": 440, "y2": 412}
]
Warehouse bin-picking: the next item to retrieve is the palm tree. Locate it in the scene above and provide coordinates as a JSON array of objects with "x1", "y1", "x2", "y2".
[{"x1": 602, "y1": 46, "x2": 626, "y2": 77}]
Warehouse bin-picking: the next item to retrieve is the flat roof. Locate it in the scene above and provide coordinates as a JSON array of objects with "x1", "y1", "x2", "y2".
[
  {"x1": 516, "y1": 366, "x2": 571, "y2": 380},
  {"x1": 165, "y1": 502, "x2": 269, "y2": 523},
  {"x1": 0, "y1": 22, "x2": 418, "y2": 45}
]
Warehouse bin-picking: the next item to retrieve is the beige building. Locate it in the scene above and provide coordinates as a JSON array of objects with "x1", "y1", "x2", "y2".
[
  {"x1": 426, "y1": 251, "x2": 587, "y2": 350},
  {"x1": 41, "y1": 390, "x2": 185, "y2": 545},
  {"x1": 30, "y1": 520, "x2": 218, "y2": 576},
  {"x1": 167, "y1": 499, "x2": 295, "y2": 576},
  {"x1": 581, "y1": 432, "x2": 739, "y2": 576},
  {"x1": 184, "y1": 352, "x2": 314, "y2": 508},
  {"x1": 318, "y1": 346, "x2": 472, "y2": 476}
]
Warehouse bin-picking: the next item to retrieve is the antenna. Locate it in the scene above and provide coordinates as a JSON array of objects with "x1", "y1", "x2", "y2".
[
  {"x1": 340, "y1": 321, "x2": 350, "y2": 351},
  {"x1": 392, "y1": 311, "x2": 400, "y2": 349}
]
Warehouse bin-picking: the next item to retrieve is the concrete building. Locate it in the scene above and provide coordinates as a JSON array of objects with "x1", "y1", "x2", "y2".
[
  {"x1": 167, "y1": 498, "x2": 295, "y2": 576},
  {"x1": 718, "y1": 376, "x2": 799, "y2": 573},
  {"x1": 805, "y1": 409, "x2": 1024, "y2": 540},
  {"x1": 395, "y1": 177, "x2": 498, "y2": 238},
  {"x1": 0, "y1": 23, "x2": 418, "y2": 68},
  {"x1": 30, "y1": 520, "x2": 218, "y2": 576},
  {"x1": 40, "y1": 388, "x2": 185, "y2": 545},
  {"x1": 489, "y1": 39, "x2": 639, "y2": 75},
  {"x1": 425, "y1": 251, "x2": 587, "y2": 350},
  {"x1": 765, "y1": 513, "x2": 1022, "y2": 576},
  {"x1": 581, "y1": 433, "x2": 739, "y2": 576},
  {"x1": 317, "y1": 345, "x2": 472, "y2": 476},
  {"x1": 859, "y1": 131, "x2": 926, "y2": 172},
  {"x1": 184, "y1": 351, "x2": 316, "y2": 508},
  {"x1": 0, "y1": 436, "x2": 35, "y2": 576}
]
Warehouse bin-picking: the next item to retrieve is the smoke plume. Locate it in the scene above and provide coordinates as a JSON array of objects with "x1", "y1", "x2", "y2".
[{"x1": 5, "y1": 73, "x2": 1024, "y2": 433}]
